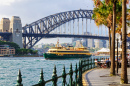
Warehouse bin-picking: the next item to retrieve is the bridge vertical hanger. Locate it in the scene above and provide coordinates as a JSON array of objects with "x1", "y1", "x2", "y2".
[
  {"x1": 73, "y1": 20, "x2": 75, "y2": 35},
  {"x1": 65, "y1": 13, "x2": 67, "y2": 34},
  {"x1": 37, "y1": 24, "x2": 39, "y2": 34},
  {"x1": 45, "y1": 20, "x2": 47, "y2": 33},
  {"x1": 61, "y1": 24, "x2": 62, "y2": 34},
  {"x1": 70, "y1": 13, "x2": 71, "y2": 34},
  {"x1": 86, "y1": 18, "x2": 87, "y2": 35},
  {"x1": 35, "y1": 24, "x2": 36, "y2": 33},
  {"x1": 78, "y1": 19, "x2": 79, "y2": 35},
  {"x1": 48, "y1": 20, "x2": 49, "y2": 32},
  {"x1": 82, "y1": 18, "x2": 83, "y2": 35},
  {"x1": 40, "y1": 21, "x2": 42, "y2": 33},
  {"x1": 68, "y1": 21, "x2": 69, "y2": 34},
  {"x1": 82, "y1": 11, "x2": 84, "y2": 35},
  {"x1": 98, "y1": 27, "x2": 99, "y2": 36},
  {"x1": 63, "y1": 24, "x2": 66, "y2": 34},
  {"x1": 101, "y1": 25, "x2": 102, "y2": 36},
  {"x1": 68, "y1": 13, "x2": 70, "y2": 34},
  {"x1": 94, "y1": 22, "x2": 95, "y2": 35},
  {"x1": 56, "y1": 27, "x2": 57, "y2": 34},
  {"x1": 90, "y1": 20, "x2": 91, "y2": 35},
  {"x1": 65, "y1": 23, "x2": 66, "y2": 34},
  {"x1": 77, "y1": 11, "x2": 79, "y2": 35},
  {"x1": 41, "y1": 21, "x2": 44, "y2": 34},
  {"x1": 52, "y1": 17, "x2": 54, "y2": 30},
  {"x1": 105, "y1": 26, "x2": 106, "y2": 36},
  {"x1": 70, "y1": 21, "x2": 71, "y2": 34}
]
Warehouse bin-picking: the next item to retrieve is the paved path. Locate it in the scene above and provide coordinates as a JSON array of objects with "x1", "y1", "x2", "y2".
[{"x1": 83, "y1": 68, "x2": 130, "y2": 86}]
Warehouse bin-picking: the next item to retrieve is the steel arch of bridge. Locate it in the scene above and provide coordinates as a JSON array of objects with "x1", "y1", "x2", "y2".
[{"x1": 23, "y1": 9, "x2": 93, "y2": 49}]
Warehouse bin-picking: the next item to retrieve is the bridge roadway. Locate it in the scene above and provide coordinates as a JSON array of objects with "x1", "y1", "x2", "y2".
[
  {"x1": 22, "y1": 33, "x2": 109, "y2": 40},
  {"x1": 0, "y1": 32, "x2": 12, "y2": 36},
  {"x1": 1, "y1": 32, "x2": 130, "y2": 41}
]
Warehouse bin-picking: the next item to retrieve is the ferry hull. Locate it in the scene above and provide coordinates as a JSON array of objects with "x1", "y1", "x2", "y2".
[{"x1": 43, "y1": 53, "x2": 91, "y2": 60}]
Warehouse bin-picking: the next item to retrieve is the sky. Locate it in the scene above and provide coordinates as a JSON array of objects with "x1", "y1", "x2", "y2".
[{"x1": 0, "y1": 0, "x2": 96, "y2": 45}]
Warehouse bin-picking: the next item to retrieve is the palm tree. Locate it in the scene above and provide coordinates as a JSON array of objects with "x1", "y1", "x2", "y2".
[
  {"x1": 110, "y1": 0, "x2": 116, "y2": 76},
  {"x1": 92, "y1": 2, "x2": 113, "y2": 63},
  {"x1": 93, "y1": 0, "x2": 130, "y2": 83},
  {"x1": 120, "y1": 0, "x2": 128, "y2": 84},
  {"x1": 92, "y1": 0, "x2": 122, "y2": 75}
]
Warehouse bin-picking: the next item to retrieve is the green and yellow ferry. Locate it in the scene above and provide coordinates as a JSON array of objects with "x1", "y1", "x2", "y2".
[{"x1": 43, "y1": 41, "x2": 92, "y2": 59}]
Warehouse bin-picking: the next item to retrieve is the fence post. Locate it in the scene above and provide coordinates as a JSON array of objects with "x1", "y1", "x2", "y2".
[
  {"x1": 88, "y1": 59, "x2": 89, "y2": 70},
  {"x1": 38, "y1": 68, "x2": 45, "y2": 86},
  {"x1": 82, "y1": 60, "x2": 84, "y2": 72},
  {"x1": 77, "y1": 61, "x2": 80, "y2": 86},
  {"x1": 16, "y1": 69, "x2": 23, "y2": 86},
  {"x1": 69, "y1": 63, "x2": 73, "y2": 86},
  {"x1": 52, "y1": 65, "x2": 57, "y2": 86},
  {"x1": 84, "y1": 60, "x2": 86, "y2": 72},
  {"x1": 75, "y1": 63, "x2": 77, "y2": 86},
  {"x1": 86, "y1": 59, "x2": 88, "y2": 71},
  {"x1": 62, "y1": 65, "x2": 66, "y2": 86},
  {"x1": 91, "y1": 58, "x2": 92, "y2": 69},
  {"x1": 93, "y1": 58, "x2": 95, "y2": 68},
  {"x1": 79, "y1": 60, "x2": 82, "y2": 86},
  {"x1": 82, "y1": 60, "x2": 84, "y2": 73}
]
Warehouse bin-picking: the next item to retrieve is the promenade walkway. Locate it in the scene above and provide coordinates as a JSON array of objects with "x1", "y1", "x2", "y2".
[{"x1": 83, "y1": 68, "x2": 130, "y2": 86}]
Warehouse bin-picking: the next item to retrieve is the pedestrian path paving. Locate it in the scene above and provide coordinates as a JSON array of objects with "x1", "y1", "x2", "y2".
[{"x1": 83, "y1": 68, "x2": 130, "y2": 86}]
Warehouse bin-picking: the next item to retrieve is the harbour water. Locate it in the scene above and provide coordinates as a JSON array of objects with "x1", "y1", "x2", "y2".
[{"x1": 0, "y1": 56, "x2": 109, "y2": 86}]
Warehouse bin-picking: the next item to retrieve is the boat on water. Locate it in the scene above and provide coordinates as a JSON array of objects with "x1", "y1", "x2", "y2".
[{"x1": 43, "y1": 40, "x2": 92, "y2": 59}]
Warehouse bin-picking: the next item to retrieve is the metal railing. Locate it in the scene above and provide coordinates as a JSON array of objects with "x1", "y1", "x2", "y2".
[{"x1": 15, "y1": 58, "x2": 104, "y2": 86}]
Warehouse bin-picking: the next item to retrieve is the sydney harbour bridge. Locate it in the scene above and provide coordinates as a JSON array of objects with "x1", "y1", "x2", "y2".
[{"x1": 0, "y1": 9, "x2": 128, "y2": 49}]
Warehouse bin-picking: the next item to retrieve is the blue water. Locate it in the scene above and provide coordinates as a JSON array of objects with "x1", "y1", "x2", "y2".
[{"x1": 0, "y1": 56, "x2": 108, "y2": 86}]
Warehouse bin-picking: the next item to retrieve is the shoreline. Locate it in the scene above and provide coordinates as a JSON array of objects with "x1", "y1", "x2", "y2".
[
  {"x1": 0, "y1": 55, "x2": 43, "y2": 57},
  {"x1": 14, "y1": 55, "x2": 43, "y2": 57}
]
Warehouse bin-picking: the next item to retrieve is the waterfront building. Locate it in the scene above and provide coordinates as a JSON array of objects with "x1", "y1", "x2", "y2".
[
  {"x1": 0, "y1": 16, "x2": 23, "y2": 48},
  {"x1": 95, "y1": 39, "x2": 103, "y2": 48},
  {"x1": 102, "y1": 40, "x2": 106, "y2": 48},
  {"x1": 72, "y1": 38, "x2": 82, "y2": 43},
  {"x1": 0, "y1": 18, "x2": 10, "y2": 32},
  {"x1": 75, "y1": 40, "x2": 82, "y2": 47},
  {"x1": 82, "y1": 38, "x2": 88, "y2": 47},
  {"x1": 0, "y1": 45, "x2": 15, "y2": 56},
  {"x1": 87, "y1": 39, "x2": 94, "y2": 48},
  {"x1": 83, "y1": 32, "x2": 94, "y2": 48},
  {"x1": 10, "y1": 16, "x2": 23, "y2": 48},
  {"x1": 106, "y1": 40, "x2": 109, "y2": 48}
]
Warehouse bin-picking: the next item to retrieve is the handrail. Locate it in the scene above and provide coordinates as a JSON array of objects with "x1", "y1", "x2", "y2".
[{"x1": 15, "y1": 57, "x2": 107, "y2": 86}]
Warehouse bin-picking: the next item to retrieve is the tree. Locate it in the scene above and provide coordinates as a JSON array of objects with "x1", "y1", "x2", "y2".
[
  {"x1": 110, "y1": 0, "x2": 116, "y2": 76},
  {"x1": 120, "y1": 0, "x2": 128, "y2": 84},
  {"x1": 93, "y1": 0, "x2": 130, "y2": 82},
  {"x1": 0, "y1": 40, "x2": 20, "y2": 49},
  {"x1": 92, "y1": 0, "x2": 122, "y2": 75}
]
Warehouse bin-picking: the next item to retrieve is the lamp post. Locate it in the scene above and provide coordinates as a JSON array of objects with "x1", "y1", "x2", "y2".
[{"x1": 116, "y1": 33, "x2": 120, "y2": 74}]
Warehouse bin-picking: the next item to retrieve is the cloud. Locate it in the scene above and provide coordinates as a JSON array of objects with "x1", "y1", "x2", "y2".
[
  {"x1": 0, "y1": 14, "x2": 11, "y2": 19},
  {"x1": 0, "y1": 0, "x2": 22, "y2": 6}
]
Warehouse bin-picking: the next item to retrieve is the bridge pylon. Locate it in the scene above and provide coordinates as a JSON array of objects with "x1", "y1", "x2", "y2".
[{"x1": 10, "y1": 16, "x2": 23, "y2": 48}]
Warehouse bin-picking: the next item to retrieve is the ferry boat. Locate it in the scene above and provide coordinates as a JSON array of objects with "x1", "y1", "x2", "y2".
[{"x1": 43, "y1": 40, "x2": 92, "y2": 59}]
